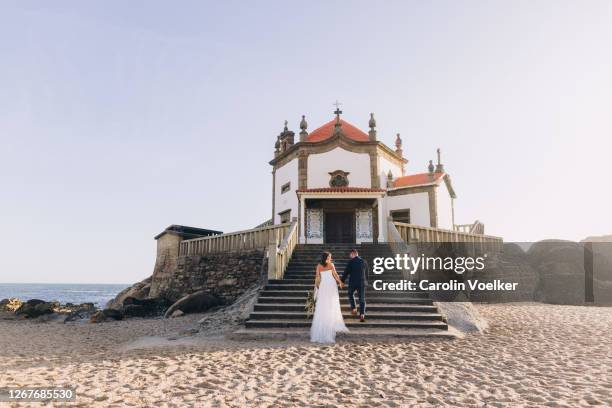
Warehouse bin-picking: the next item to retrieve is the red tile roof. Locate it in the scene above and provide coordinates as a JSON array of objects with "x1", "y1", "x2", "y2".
[
  {"x1": 297, "y1": 187, "x2": 386, "y2": 193},
  {"x1": 307, "y1": 119, "x2": 370, "y2": 142},
  {"x1": 393, "y1": 172, "x2": 445, "y2": 188}
]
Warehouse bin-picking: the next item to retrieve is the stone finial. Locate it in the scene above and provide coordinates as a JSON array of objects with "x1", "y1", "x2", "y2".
[
  {"x1": 300, "y1": 115, "x2": 307, "y2": 131},
  {"x1": 386, "y1": 170, "x2": 394, "y2": 188},
  {"x1": 395, "y1": 133, "x2": 403, "y2": 156},
  {"x1": 283, "y1": 120, "x2": 288, "y2": 132},
  {"x1": 435, "y1": 147, "x2": 445, "y2": 173},
  {"x1": 299, "y1": 115, "x2": 308, "y2": 142},
  {"x1": 368, "y1": 113, "x2": 377, "y2": 141},
  {"x1": 428, "y1": 159, "x2": 435, "y2": 174}
]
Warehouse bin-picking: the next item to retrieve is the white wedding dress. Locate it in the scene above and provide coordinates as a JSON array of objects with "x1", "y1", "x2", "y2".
[{"x1": 310, "y1": 269, "x2": 349, "y2": 343}]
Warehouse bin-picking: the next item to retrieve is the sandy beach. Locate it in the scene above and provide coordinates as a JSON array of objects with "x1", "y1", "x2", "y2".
[{"x1": 0, "y1": 303, "x2": 610, "y2": 407}]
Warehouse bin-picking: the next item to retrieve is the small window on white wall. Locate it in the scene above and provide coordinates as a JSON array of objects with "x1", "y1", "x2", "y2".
[
  {"x1": 279, "y1": 209, "x2": 291, "y2": 223},
  {"x1": 281, "y1": 182, "x2": 290, "y2": 194},
  {"x1": 391, "y1": 209, "x2": 411, "y2": 224}
]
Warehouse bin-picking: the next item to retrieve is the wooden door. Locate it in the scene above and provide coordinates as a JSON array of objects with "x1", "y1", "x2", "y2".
[{"x1": 324, "y1": 211, "x2": 355, "y2": 243}]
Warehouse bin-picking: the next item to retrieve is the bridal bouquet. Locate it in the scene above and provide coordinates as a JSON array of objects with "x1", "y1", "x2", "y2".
[{"x1": 305, "y1": 288, "x2": 317, "y2": 319}]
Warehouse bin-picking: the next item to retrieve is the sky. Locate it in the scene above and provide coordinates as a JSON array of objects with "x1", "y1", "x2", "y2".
[{"x1": 1, "y1": 1, "x2": 611, "y2": 283}]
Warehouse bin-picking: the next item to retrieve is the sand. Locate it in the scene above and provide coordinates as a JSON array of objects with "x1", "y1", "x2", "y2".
[{"x1": 1, "y1": 303, "x2": 611, "y2": 407}]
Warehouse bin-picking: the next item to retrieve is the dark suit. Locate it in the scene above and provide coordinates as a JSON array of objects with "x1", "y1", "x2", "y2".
[{"x1": 341, "y1": 256, "x2": 368, "y2": 316}]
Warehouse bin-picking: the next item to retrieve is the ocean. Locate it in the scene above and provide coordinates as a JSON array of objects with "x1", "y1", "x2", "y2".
[{"x1": 0, "y1": 283, "x2": 129, "y2": 308}]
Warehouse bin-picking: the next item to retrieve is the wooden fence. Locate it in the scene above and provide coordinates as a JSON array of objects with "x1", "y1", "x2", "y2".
[
  {"x1": 393, "y1": 222, "x2": 503, "y2": 252},
  {"x1": 179, "y1": 223, "x2": 291, "y2": 256}
]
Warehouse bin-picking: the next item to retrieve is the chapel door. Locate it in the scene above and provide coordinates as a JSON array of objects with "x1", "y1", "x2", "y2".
[{"x1": 324, "y1": 211, "x2": 355, "y2": 243}]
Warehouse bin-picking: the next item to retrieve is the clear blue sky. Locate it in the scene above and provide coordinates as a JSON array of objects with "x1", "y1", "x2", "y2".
[{"x1": 1, "y1": 1, "x2": 610, "y2": 283}]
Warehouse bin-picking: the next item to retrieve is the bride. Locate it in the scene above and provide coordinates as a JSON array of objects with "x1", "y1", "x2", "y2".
[{"x1": 310, "y1": 251, "x2": 349, "y2": 344}]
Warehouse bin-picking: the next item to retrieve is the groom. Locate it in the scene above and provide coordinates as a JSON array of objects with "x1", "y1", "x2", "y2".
[{"x1": 341, "y1": 248, "x2": 368, "y2": 322}]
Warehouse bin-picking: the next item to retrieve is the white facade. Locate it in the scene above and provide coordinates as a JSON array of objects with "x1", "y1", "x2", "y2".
[
  {"x1": 385, "y1": 191, "x2": 431, "y2": 227},
  {"x1": 307, "y1": 147, "x2": 371, "y2": 188},
  {"x1": 436, "y1": 182, "x2": 454, "y2": 229},
  {"x1": 273, "y1": 158, "x2": 298, "y2": 224}
]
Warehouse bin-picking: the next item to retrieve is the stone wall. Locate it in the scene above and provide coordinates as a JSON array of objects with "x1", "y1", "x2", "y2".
[
  {"x1": 150, "y1": 250, "x2": 266, "y2": 303},
  {"x1": 149, "y1": 232, "x2": 183, "y2": 299}
]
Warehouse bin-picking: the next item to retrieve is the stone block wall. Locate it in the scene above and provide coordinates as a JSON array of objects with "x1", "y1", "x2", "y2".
[
  {"x1": 149, "y1": 232, "x2": 183, "y2": 299},
  {"x1": 151, "y1": 250, "x2": 266, "y2": 303}
]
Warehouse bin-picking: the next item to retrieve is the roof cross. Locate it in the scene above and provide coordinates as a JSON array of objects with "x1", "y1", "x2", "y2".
[{"x1": 333, "y1": 100, "x2": 343, "y2": 124}]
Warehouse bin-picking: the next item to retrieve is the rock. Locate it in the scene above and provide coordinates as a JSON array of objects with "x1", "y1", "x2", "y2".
[
  {"x1": 90, "y1": 311, "x2": 106, "y2": 323},
  {"x1": 63, "y1": 311, "x2": 85, "y2": 323},
  {"x1": 106, "y1": 276, "x2": 152, "y2": 310},
  {"x1": 102, "y1": 308, "x2": 124, "y2": 320},
  {"x1": 79, "y1": 302, "x2": 96, "y2": 312},
  {"x1": 16, "y1": 299, "x2": 55, "y2": 318},
  {"x1": 164, "y1": 290, "x2": 223, "y2": 318},
  {"x1": 90, "y1": 308, "x2": 124, "y2": 323},
  {"x1": 122, "y1": 304, "x2": 148, "y2": 317},
  {"x1": 436, "y1": 302, "x2": 488, "y2": 333},
  {"x1": 170, "y1": 309, "x2": 184, "y2": 318},
  {"x1": 122, "y1": 297, "x2": 170, "y2": 317},
  {"x1": 528, "y1": 241, "x2": 588, "y2": 304},
  {"x1": 218, "y1": 278, "x2": 237, "y2": 286},
  {"x1": 0, "y1": 298, "x2": 23, "y2": 312}
]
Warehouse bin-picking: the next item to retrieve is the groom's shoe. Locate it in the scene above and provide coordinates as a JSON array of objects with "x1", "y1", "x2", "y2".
[
  {"x1": 360, "y1": 315, "x2": 365, "y2": 322},
  {"x1": 351, "y1": 309, "x2": 357, "y2": 316}
]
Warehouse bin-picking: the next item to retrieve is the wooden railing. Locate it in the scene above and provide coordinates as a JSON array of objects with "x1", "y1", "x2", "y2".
[
  {"x1": 179, "y1": 223, "x2": 291, "y2": 256},
  {"x1": 454, "y1": 220, "x2": 485, "y2": 235},
  {"x1": 267, "y1": 219, "x2": 299, "y2": 280},
  {"x1": 393, "y1": 222, "x2": 503, "y2": 251}
]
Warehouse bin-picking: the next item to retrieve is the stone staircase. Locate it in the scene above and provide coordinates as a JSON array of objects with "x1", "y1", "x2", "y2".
[{"x1": 237, "y1": 243, "x2": 452, "y2": 339}]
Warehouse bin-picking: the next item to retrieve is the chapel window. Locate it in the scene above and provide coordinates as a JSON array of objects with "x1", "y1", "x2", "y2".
[
  {"x1": 279, "y1": 210, "x2": 291, "y2": 224},
  {"x1": 391, "y1": 209, "x2": 411, "y2": 224}
]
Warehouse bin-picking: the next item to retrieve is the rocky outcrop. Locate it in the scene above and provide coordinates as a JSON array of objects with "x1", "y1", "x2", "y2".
[
  {"x1": 15, "y1": 299, "x2": 55, "y2": 318},
  {"x1": 164, "y1": 290, "x2": 223, "y2": 318},
  {"x1": 527, "y1": 240, "x2": 612, "y2": 305},
  {"x1": 106, "y1": 276, "x2": 152, "y2": 310},
  {"x1": 527, "y1": 241, "x2": 585, "y2": 304}
]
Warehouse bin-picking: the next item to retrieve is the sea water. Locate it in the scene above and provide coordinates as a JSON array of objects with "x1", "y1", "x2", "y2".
[{"x1": 0, "y1": 283, "x2": 129, "y2": 308}]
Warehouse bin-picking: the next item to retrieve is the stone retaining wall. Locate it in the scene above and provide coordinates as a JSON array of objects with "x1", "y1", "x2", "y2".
[{"x1": 150, "y1": 250, "x2": 266, "y2": 303}]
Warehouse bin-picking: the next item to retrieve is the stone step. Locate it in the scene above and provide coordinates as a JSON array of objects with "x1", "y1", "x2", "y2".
[
  {"x1": 254, "y1": 303, "x2": 439, "y2": 312},
  {"x1": 257, "y1": 296, "x2": 434, "y2": 305},
  {"x1": 249, "y1": 311, "x2": 444, "y2": 321},
  {"x1": 286, "y1": 262, "x2": 349, "y2": 267},
  {"x1": 245, "y1": 319, "x2": 448, "y2": 330}
]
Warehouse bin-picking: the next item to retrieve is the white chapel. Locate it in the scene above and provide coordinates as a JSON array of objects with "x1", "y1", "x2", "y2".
[{"x1": 270, "y1": 107, "x2": 461, "y2": 244}]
